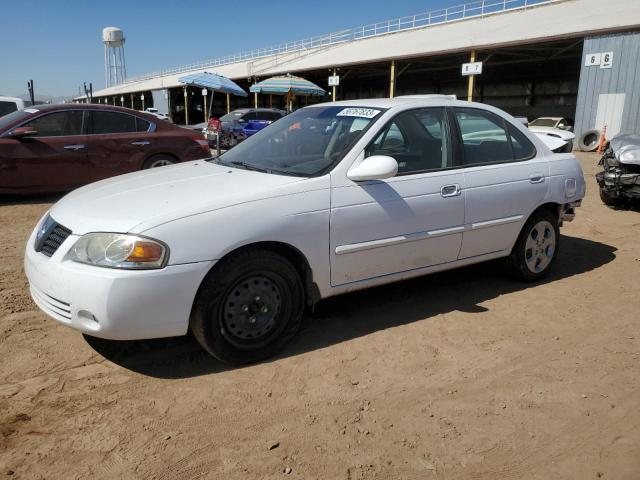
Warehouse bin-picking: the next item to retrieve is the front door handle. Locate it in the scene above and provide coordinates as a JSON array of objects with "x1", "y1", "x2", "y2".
[
  {"x1": 529, "y1": 173, "x2": 545, "y2": 184},
  {"x1": 131, "y1": 141, "x2": 150, "y2": 146},
  {"x1": 441, "y1": 183, "x2": 461, "y2": 197},
  {"x1": 63, "y1": 144, "x2": 86, "y2": 151}
]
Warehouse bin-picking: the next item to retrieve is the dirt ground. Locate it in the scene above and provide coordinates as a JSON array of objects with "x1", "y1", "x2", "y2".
[{"x1": 0, "y1": 152, "x2": 638, "y2": 480}]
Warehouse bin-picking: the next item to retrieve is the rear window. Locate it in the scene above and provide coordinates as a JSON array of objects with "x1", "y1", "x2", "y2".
[
  {"x1": 0, "y1": 101, "x2": 18, "y2": 117},
  {"x1": 90, "y1": 111, "x2": 137, "y2": 134}
]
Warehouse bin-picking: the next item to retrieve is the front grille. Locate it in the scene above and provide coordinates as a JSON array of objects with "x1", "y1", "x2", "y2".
[{"x1": 35, "y1": 219, "x2": 72, "y2": 257}]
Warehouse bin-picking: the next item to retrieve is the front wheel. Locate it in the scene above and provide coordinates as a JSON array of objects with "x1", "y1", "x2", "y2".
[
  {"x1": 143, "y1": 155, "x2": 177, "y2": 169},
  {"x1": 507, "y1": 209, "x2": 560, "y2": 282},
  {"x1": 190, "y1": 249, "x2": 305, "y2": 364}
]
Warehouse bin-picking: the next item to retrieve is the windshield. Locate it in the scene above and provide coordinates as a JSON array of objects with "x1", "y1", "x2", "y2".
[
  {"x1": 0, "y1": 109, "x2": 34, "y2": 133},
  {"x1": 529, "y1": 118, "x2": 558, "y2": 127},
  {"x1": 215, "y1": 105, "x2": 383, "y2": 176}
]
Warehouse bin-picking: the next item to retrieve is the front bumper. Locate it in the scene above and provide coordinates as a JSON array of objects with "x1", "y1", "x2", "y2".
[
  {"x1": 24, "y1": 228, "x2": 215, "y2": 340},
  {"x1": 596, "y1": 170, "x2": 640, "y2": 199}
]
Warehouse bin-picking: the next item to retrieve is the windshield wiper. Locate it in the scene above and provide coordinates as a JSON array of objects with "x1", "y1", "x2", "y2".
[{"x1": 219, "y1": 160, "x2": 270, "y2": 173}]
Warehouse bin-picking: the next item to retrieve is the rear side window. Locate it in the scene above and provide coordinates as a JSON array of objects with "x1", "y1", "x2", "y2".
[
  {"x1": 23, "y1": 111, "x2": 83, "y2": 137},
  {"x1": 90, "y1": 111, "x2": 137, "y2": 134},
  {"x1": 455, "y1": 108, "x2": 534, "y2": 165},
  {"x1": 136, "y1": 117, "x2": 151, "y2": 132},
  {"x1": 0, "y1": 101, "x2": 18, "y2": 117}
]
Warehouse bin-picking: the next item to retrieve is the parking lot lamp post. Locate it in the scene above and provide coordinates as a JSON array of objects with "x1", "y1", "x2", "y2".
[
  {"x1": 389, "y1": 60, "x2": 396, "y2": 98},
  {"x1": 183, "y1": 87, "x2": 189, "y2": 125},
  {"x1": 467, "y1": 50, "x2": 476, "y2": 102},
  {"x1": 141, "y1": 93, "x2": 145, "y2": 112}
]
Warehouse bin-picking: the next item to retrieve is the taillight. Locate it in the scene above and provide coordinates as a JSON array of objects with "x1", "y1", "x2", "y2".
[{"x1": 208, "y1": 118, "x2": 221, "y2": 132}]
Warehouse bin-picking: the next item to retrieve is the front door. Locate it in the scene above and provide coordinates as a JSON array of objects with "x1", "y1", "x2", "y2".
[
  {"x1": 330, "y1": 107, "x2": 465, "y2": 286},
  {"x1": 453, "y1": 107, "x2": 550, "y2": 259},
  {"x1": 0, "y1": 110, "x2": 88, "y2": 192}
]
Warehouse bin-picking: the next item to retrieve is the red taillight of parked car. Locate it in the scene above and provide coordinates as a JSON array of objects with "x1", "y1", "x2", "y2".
[{"x1": 208, "y1": 118, "x2": 222, "y2": 132}]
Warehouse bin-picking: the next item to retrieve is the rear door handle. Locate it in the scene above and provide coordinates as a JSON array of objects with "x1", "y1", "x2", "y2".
[
  {"x1": 529, "y1": 173, "x2": 545, "y2": 184},
  {"x1": 63, "y1": 144, "x2": 85, "y2": 151},
  {"x1": 441, "y1": 183, "x2": 461, "y2": 197},
  {"x1": 131, "y1": 141, "x2": 150, "y2": 146}
]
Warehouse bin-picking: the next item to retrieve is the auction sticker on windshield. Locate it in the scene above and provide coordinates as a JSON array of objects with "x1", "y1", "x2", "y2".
[{"x1": 336, "y1": 108, "x2": 381, "y2": 119}]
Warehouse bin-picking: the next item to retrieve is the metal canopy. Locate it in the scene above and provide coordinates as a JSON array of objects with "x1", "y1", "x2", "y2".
[{"x1": 178, "y1": 71, "x2": 248, "y2": 97}]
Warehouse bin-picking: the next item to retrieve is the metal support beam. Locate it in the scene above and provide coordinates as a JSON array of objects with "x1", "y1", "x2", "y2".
[
  {"x1": 389, "y1": 60, "x2": 396, "y2": 98},
  {"x1": 254, "y1": 90, "x2": 258, "y2": 109},
  {"x1": 183, "y1": 87, "x2": 189, "y2": 125},
  {"x1": 130, "y1": 93, "x2": 134, "y2": 109},
  {"x1": 332, "y1": 68, "x2": 337, "y2": 102},
  {"x1": 226, "y1": 93, "x2": 231, "y2": 114},
  {"x1": 467, "y1": 50, "x2": 476, "y2": 102},
  {"x1": 203, "y1": 89, "x2": 208, "y2": 122}
]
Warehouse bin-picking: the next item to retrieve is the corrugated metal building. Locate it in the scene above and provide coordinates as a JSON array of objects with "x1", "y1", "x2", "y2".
[{"x1": 575, "y1": 31, "x2": 640, "y2": 138}]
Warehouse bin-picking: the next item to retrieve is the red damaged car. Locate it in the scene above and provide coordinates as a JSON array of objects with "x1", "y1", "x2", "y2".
[{"x1": 0, "y1": 104, "x2": 211, "y2": 194}]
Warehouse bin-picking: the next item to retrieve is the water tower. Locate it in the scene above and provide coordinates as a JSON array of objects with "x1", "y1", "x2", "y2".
[{"x1": 103, "y1": 27, "x2": 127, "y2": 88}]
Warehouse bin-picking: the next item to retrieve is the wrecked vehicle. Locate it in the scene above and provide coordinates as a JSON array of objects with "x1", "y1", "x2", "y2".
[{"x1": 596, "y1": 134, "x2": 640, "y2": 205}]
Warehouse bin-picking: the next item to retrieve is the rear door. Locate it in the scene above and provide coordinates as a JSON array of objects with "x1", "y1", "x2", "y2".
[
  {"x1": 86, "y1": 110, "x2": 154, "y2": 181},
  {"x1": 0, "y1": 110, "x2": 88, "y2": 192},
  {"x1": 453, "y1": 107, "x2": 549, "y2": 259}
]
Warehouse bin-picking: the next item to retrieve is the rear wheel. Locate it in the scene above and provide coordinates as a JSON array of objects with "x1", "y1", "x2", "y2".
[
  {"x1": 190, "y1": 249, "x2": 304, "y2": 364},
  {"x1": 508, "y1": 209, "x2": 560, "y2": 282},
  {"x1": 143, "y1": 155, "x2": 177, "y2": 169}
]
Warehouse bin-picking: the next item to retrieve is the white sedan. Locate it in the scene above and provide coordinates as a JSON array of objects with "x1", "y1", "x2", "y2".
[{"x1": 25, "y1": 96, "x2": 585, "y2": 363}]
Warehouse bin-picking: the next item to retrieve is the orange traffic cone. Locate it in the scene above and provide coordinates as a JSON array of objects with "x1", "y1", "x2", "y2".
[{"x1": 596, "y1": 125, "x2": 608, "y2": 154}]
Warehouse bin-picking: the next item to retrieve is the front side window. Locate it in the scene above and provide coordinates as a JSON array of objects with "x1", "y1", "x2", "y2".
[
  {"x1": 216, "y1": 105, "x2": 383, "y2": 176},
  {"x1": 366, "y1": 107, "x2": 451, "y2": 175},
  {"x1": 90, "y1": 111, "x2": 137, "y2": 134},
  {"x1": 455, "y1": 108, "x2": 520, "y2": 165},
  {"x1": 23, "y1": 111, "x2": 83, "y2": 137}
]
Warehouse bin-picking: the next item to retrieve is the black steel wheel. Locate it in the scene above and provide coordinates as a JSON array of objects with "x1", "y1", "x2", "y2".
[{"x1": 191, "y1": 249, "x2": 304, "y2": 364}]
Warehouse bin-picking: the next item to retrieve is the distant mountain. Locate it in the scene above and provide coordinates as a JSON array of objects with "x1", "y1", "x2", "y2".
[{"x1": 15, "y1": 93, "x2": 73, "y2": 104}]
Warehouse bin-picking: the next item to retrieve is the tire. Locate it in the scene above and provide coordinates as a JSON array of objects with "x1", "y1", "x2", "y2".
[
  {"x1": 190, "y1": 249, "x2": 305, "y2": 364},
  {"x1": 143, "y1": 155, "x2": 177, "y2": 169},
  {"x1": 599, "y1": 186, "x2": 622, "y2": 207},
  {"x1": 578, "y1": 129, "x2": 600, "y2": 152},
  {"x1": 507, "y1": 209, "x2": 560, "y2": 282}
]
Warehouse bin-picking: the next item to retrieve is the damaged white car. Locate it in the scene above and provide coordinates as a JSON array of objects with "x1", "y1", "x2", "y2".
[{"x1": 596, "y1": 134, "x2": 640, "y2": 205}]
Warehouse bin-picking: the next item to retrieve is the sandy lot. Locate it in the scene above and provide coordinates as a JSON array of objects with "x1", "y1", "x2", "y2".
[{"x1": 0, "y1": 152, "x2": 638, "y2": 479}]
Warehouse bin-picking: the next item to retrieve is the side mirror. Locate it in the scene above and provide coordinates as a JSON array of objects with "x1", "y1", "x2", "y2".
[
  {"x1": 9, "y1": 127, "x2": 38, "y2": 139},
  {"x1": 347, "y1": 155, "x2": 398, "y2": 182}
]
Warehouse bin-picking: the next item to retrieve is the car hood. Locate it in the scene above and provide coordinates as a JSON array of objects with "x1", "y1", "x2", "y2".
[
  {"x1": 50, "y1": 160, "x2": 306, "y2": 235},
  {"x1": 528, "y1": 126, "x2": 576, "y2": 141},
  {"x1": 610, "y1": 134, "x2": 640, "y2": 166}
]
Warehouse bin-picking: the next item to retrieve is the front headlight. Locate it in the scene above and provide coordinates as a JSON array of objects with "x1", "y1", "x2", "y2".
[{"x1": 65, "y1": 233, "x2": 168, "y2": 269}]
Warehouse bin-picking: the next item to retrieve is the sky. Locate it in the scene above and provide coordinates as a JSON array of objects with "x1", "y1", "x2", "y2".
[{"x1": 0, "y1": 0, "x2": 465, "y2": 98}]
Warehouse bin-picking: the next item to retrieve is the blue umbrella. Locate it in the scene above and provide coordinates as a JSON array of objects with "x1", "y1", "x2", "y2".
[
  {"x1": 249, "y1": 74, "x2": 325, "y2": 96},
  {"x1": 178, "y1": 71, "x2": 248, "y2": 97}
]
